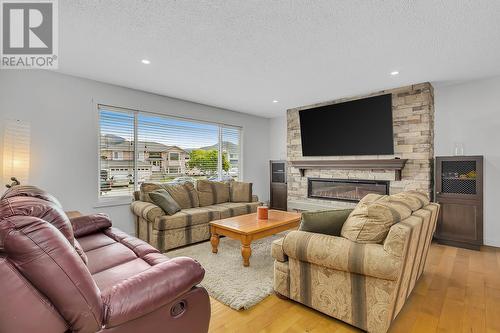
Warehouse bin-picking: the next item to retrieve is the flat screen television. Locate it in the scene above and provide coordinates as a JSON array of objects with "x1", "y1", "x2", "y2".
[{"x1": 299, "y1": 94, "x2": 394, "y2": 156}]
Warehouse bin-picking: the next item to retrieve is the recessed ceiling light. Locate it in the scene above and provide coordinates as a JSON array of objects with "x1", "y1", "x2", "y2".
[
  {"x1": 141, "y1": 59, "x2": 151, "y2": 65},
  {"x1": 272, "y1": 100, "x2": 279, "y2": 103},
  {"x1": 390, "y1": 71, "x2": 399, "y2": 76}
]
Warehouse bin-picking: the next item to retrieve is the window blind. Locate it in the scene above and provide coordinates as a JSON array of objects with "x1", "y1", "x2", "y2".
[
  {"x1": 98, "y1": 107, "x2": 135, "y2": 198},
  {"x1": 137, "y1": 113, "x2": 220, "y2": 183},
  {"x1": 97, "y1": 105, "x2": 242, "y2": 199},
  {"x1": 222, "y1": 126, "x2": 241, "y2": 181}
]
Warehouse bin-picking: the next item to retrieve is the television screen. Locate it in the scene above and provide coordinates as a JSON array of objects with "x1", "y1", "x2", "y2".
[{"x1": 299, "y1": 94, "x2": 394, "y2": 156}]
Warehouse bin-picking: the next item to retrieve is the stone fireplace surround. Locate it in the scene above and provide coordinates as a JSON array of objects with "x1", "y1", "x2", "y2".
[{"x1": 287, "y1": 82, "x2": 434, "y2": 211}]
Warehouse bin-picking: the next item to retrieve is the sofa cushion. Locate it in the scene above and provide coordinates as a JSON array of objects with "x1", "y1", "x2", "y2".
[
  {"x1": 92, "y1": 258, "x2": 151, "y2": 291},
  {"x1": 229, "y1": 181, "x2": 253, "y2": 203},
  {"x1": 359, "y1": 193, "x2": 386, "y2": 205},
  {"x1": 149, "y1": 189, "x2": 181, "y2": 215},
  {"x1": 164, "y1": 182, "x2": 199, "y2": 209},
  {"x1": 86, "y1": 242, "x2": 138, "y2": 274},
  {"x1": 405, "y1": 190, "x2": 430, "y2": 207},
  {"x1": 77, "y1": 233, "x2": 117, "y2": 252},
  {"x1": 196, "y1": 180, "x2": 230, "y2": 206},
  {"x1": 139, "y1": 182, "x2": 199, "y2": 208},
  {"x1": 217, "y1": 201, "x2": 260, "y2": 216},
  {"x1": 299, "y1": 209, "x2": 353, "y2": 236},
  {"x1": 387, "y1": 192, "x2": 422, "y2": 212},
  {"x1": 153, "y1": 207, "x2": 213, "y2": 231},
  {"x1": 139, "y1": 183, "x2": 163, "y2": 203},
  {"x1": 341, "y1": 195, "x2": 412, "y2": 243},
  {"x1": 203, "y1": 204, "x2": 232, "y2": 219}
]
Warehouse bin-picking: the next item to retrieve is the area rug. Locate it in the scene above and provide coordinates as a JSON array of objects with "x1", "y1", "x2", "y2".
[{"x1": 167, "y1": 232, "x2": 287, "y2": 310}]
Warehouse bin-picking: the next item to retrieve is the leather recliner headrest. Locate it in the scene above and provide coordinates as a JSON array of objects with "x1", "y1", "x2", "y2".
[
  {"x1": 1, "y1": 185, "x2": 63, "y2": 207},
  {"x1": 0, "y1": 186, "x2": 74, "y2": 245}
]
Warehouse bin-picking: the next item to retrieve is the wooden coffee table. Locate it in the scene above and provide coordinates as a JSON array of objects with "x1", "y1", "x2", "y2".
[{"x1": 209, "y1": 210, "x2": 301, "y2": 267}]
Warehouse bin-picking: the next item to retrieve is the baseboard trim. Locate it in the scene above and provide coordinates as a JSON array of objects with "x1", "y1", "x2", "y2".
[
  {"x1": 484, "y1": 238, "x2": 500, "y2": 248},
  {"x1": 435, "y1": 238, "x2": 481, "y2": 251}
]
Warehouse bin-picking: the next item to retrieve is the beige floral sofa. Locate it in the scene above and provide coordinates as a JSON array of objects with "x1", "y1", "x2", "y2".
[
  {"x1": 131, "y1": 180, "x2": 261, "y2": 252},
  {"x1": 272, "y1": 191, "x2": 439, "y2": 333}
]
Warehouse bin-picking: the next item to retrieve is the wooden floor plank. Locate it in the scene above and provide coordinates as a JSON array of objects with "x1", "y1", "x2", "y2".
[{"x1": 208, "y1": 243, "x2": 500, "y2": 333}]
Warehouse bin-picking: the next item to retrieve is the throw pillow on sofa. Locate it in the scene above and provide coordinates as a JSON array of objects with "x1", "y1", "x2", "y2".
[
  {"x1": 196, "y1": 180, "x2": 230, "y2": 206},
  {"x1": 299, "y1": 209, "x2": 354, "y2": 236},
  {"x1": 341, "y1": 194, "x2": 412, "y2": 243},
  {"x1": 230, "y1": 181, "x2": 253, "y2": 203},
  {"x1": 149, "y1": 189, "x2": 182, "y2": 215}
]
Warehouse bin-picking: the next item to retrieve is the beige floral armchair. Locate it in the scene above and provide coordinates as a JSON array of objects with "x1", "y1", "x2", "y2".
[{"x1": 272, "y1": 192, "x2": 439, "y2": 333}]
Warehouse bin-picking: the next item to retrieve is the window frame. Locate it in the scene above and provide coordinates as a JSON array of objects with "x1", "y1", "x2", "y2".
[
  {"x1": 96, "y1": 103, "x2": 243, "y2": 205},
  {"x1": 169, "y1": 151, "x2": 180, "y2": 161}
]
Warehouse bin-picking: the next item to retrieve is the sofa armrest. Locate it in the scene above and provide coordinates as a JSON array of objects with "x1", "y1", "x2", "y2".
[
  {"x1": 251, "y1": 195, "x2": 259, "y2": 202},
  {"x1": 130, "y1": 200, "x2": 165, "y2": 222},
  {"x1": 102, "y1": 257, "x2": 205, "y2": 328},
  {"x1": 70, "y1": 213, "x2": 112, "y2": 238},
  {"x1": 282, "y1": 230, "x2": 402, "y2": 281},
  {"x1": 271, "y1": 238, "x2": 287, "y2": 262}
]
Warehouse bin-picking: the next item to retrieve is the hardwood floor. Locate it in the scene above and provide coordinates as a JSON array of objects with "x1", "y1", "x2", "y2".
[{"x1": 208, "y1": 242, "x2": 500, "y2": 333}]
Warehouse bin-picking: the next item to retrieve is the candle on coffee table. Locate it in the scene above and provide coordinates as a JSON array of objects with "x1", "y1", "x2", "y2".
[{"x1": 257, "y1": 206, "x2": 269, "y2": 220}]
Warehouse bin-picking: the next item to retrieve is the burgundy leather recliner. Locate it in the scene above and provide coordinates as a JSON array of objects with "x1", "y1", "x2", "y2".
[{"x1": 0, "y1": 186, "x2": 211, "y2": 333}]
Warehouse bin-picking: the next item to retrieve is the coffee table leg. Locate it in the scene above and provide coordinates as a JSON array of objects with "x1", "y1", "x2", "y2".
[
  {"x1": 241, "y1": 239, "x2": 252, "y2": 267},
  {"x1": 210, "y1": 228, "x2": 219, "y2": 254}
]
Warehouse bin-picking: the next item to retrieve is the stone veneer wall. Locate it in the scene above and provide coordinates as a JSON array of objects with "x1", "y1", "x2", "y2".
[{"x1": 287, "y1": 82, "x2": 434, "y2": 208}]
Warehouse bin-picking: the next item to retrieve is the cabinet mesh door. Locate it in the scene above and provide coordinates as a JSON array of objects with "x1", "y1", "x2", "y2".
[{"x1": 441, "y1": 160, "x2": 477, "y2": 195}]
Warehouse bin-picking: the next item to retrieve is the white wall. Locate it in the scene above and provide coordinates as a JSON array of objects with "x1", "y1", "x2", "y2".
[
  {"x1": 269, "y1": 114, "x2": 287, "y2": 160},
  {"x1": 435, "y1": 75, "x2": 500, "y2": 247},
  {"x1": 0, "y1": 71, "x2": 270, "y2": 234}
]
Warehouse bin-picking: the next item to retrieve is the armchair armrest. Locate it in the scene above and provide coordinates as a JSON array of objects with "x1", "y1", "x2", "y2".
[
  {"x1": 102, "y1": 257, "x2": 205, "y2": 328},
  {"x1": 283, "y1": 231, "x2": 402, "y2": 281},
  {"x1": 251, "y1": 195, "x2": 259, "y2": 202},
  {"x1": 271, "y1": 238, "x2": 287, "y2": 262},
  {"x1": 70, "y1": 213, "x2": 112, "y2": 238},
  {"x1": 130, "y1": 201, "x2": 165, "y2": 222}
]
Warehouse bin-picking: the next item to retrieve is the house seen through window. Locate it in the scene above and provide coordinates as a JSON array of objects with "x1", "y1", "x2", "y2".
[{"x1": 98, "y1": 105, "x2": 242, "y2": 198}]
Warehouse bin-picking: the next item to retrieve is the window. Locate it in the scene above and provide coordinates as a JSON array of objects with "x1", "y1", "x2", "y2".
[
  {"x1": 149, "y1": 152, "x2": 162, "y2": 159},
  {"x1": 167, "y1": 167, "x2": 180, "y2": 174},
  {"x1": 112, "y1": 151, "x2": 123, "y2": 160},
  {"x1": 169, "y1": 152, "x2": 180, "y2": 161},
  {"x1": 98, "y1": 105, "x2": 242, "y2": 199}
]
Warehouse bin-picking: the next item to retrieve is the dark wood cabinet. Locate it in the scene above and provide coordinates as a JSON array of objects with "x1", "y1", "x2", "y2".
[
  {"x1": 270, "y1": 160, "x2": 287, "y2": 211},
  {"x1": 434, "y1": 156, "x2": 483, "y2": 250}
]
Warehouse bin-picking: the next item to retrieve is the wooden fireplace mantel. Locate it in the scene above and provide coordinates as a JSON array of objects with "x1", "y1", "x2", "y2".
[{"x1": 289, "y1": 158, "x2": 408, "y2": 180}]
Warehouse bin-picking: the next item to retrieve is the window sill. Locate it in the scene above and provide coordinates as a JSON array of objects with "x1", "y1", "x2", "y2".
[{"x1": 94, "y1": 197, "x2": 132, "y2": 208}]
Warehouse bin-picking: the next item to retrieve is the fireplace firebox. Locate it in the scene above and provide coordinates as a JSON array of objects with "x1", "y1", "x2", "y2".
[{"x1": 308, "y1": 178, "x2": 390, "y2": 202}]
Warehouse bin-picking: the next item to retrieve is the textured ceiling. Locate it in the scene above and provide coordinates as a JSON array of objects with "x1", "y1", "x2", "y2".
[{"x1": 58, "y1": 1, "x2": 500, "y2": 117}]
